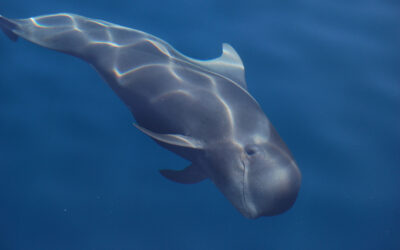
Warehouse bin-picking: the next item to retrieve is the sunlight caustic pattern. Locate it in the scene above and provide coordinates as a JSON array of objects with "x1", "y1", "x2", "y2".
[
  {"x1": 0, "y1": 13, "x2": 301, "y2": 218},
  {"x1": 22, "y1": 13, "x2": 254, "y2": 139}
]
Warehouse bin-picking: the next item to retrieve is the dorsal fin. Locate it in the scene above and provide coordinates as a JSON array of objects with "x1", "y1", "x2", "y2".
[{"x1": 185, "y1": 43, "x2": 247, "y2": 90}]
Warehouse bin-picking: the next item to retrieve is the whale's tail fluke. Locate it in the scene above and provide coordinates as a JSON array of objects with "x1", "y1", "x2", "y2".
[{"x1": 0, "y1": 15, "x2": 19, "y2": 41}]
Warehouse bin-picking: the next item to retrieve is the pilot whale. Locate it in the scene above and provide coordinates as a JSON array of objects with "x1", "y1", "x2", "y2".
[{"x1": 0, "y1": 13, "x2": 301, "y2": 218}]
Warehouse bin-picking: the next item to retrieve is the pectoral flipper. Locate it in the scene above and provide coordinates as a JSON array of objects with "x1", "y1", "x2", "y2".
[{"x1": 160, "y1": 165, "x2": 207, "y2": 184}]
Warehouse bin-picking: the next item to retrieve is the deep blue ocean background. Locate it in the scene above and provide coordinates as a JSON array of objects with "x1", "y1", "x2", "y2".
[{"x1": 0, "y1": 1, "x2": 399, "y2": 249}]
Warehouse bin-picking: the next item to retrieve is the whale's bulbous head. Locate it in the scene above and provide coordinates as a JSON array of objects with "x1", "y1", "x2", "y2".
[
  {"x1": 242, "y1": 142, "x2": 301, "y2": 218},
  {"x1": 207, "y1": 132, "x2": 301, "y2": 219}
]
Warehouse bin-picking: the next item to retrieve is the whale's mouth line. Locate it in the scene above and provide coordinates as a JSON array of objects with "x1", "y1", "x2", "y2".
[{"x1": 241, "y1": 159, "x2": 251, "y2": 218}]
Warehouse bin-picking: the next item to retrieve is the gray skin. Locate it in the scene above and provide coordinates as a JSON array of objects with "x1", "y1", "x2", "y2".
[{"x1": 0, "y1": 13, "x2": 301, "y2": 218}]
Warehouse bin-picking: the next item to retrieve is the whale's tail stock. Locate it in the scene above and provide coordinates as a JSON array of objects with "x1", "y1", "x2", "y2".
[
  {"x1": 0, "y1": 13, "x2": 128, "y2": 61},
  {"x1": 0, "y1": 15, "x2": 19, "y2": 41}
]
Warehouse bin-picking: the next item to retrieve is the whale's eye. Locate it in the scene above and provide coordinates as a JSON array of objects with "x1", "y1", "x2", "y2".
[{"x1": 245, "y1": 145, "x2": 258, "y2": 156}]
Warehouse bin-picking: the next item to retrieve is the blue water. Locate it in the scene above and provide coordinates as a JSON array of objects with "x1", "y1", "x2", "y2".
[{"x1": 0, "y1": 1, "x2": 399, "y2": 249}]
